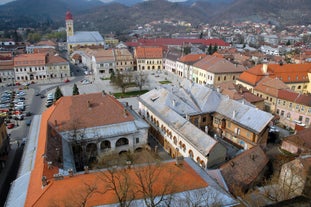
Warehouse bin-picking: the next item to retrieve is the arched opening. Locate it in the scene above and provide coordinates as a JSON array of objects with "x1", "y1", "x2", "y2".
[
  {"x1": 86, "y1": 143, "x2": 97, "y2": 164},
  {"x1": 189, "y1": 150, "x2": 194, "y2": 158},
  {"x1": 200, "y1": 160, "x2": 206, "y2": 168},
  {"x1": 116, "y1": 137, "x2": 129, "y2": 147},
  {"x1": 100, "y1": 140, "x2": 111, "y2": 150},
  {"x1": 135, "y1": 147, "x2": 143, "y2": 152}
]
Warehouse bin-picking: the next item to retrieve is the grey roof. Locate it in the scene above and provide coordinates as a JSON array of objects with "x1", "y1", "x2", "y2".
[
  {"x1": 141, "y1": 79, "x2": 273, "y2": 134},
  {"x1": 67, "y1": 31, "x2": 104, "y2": 44},
  {"x1": 139, "y1": 91, "x2": 218, "y2": 155}
]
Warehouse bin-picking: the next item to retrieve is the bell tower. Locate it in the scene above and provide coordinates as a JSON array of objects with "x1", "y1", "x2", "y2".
[{"x1": 65, "y1": 11, "x2": 74, "y2": 37}]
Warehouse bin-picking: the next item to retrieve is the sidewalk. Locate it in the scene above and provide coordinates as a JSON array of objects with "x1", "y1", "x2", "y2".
[{"x1": 0, "y1": 144, "x2": 23, "y2": 206}]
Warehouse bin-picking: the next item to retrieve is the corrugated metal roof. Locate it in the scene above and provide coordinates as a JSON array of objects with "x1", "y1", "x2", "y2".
[{"x1": 67, "y1": 31, "x2": 104, "y2": 44}]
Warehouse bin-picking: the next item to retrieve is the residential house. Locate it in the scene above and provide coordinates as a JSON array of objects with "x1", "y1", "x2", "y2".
[
  {"x1": 14, "y1": 53, "x2": 70, "y2": 82},
  {"x1": 135, "y1": 46, "x2": 163, "y2": 71},
  {"x1": 220, "y1": 146, "x2": 269, "y2": 196},
  {"x1": 71, "y1": 48, "x2": 115, "y2": 78},
  {"x1": 190, "y1": 56, "x2": 246, "y2": 85},
  {"x1": 0, "y1": 60, "x2": 14, "y2": 84},
  {"x1": 216, "y1": 81, "x2": 265, "y2": 110},
  {"x1": 253, "y1": 77, "x2": 289, "y2": 113},
  {"x1": 104, "y1": 33, "x2": 119, "y2": 47},
  {"x1": 0, "y1": 117, "x2": 9, "y2": 171},
  {"x1": 26, "y1": 40, "x2": 57, "y2": 54},
  {"x1": 114, "y1": 48, "x2": 134, "y2": 72},
  {"x1": 276, "y1": 89, "x2": 311, "y2": 129},
  {"x1": 281, "y1": 128, "x2": 311, "y2": 155},
  {"x1": 175, "y1": 53, "x2": 206, "y2": 79},
  {"x1": 45, "y1": 54, "x2": 70, "y2": 79},
  {"x1": 163, "y1": 48, "x2": 182, "y2": 74},
  {"x1": 237, "y1": 63, "x2": 311, "y2": 94}
]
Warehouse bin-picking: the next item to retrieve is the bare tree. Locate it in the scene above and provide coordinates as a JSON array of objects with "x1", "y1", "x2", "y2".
[
  {"x1": 262, "y1": 160, "x2": 306, "y2": 202},
  {"x1": 134, "y1": 161, "x2": 176, "y2": 207},
  {"x1": 134, "y1": 71, "x2": 148, "y2": 91},
  {"x1": 110, "y1": 70, "x2": 134, "y2": 93},
  {"x1": 48, "y1": 182, "x2": 100, "y2": 207},
  {"x1": 171, "y1": 188, "x2": 222, "y2": 207}
]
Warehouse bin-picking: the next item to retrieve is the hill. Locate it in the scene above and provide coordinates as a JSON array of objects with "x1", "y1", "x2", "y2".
[{"x1": 1, "y1": 0, "x2": 311, "y2": 33}]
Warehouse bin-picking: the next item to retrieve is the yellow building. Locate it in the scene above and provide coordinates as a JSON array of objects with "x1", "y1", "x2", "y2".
[
  {"x1": 191, "y1": 56, "x2": 245, "y2": 85},
  {"x1": 135, "y1": 46, "x2": 163, "y2": 71}
]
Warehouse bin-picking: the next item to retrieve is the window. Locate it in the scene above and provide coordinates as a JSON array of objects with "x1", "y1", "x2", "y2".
[
  {"x1": 299, "y1": 116, "x2": 303, "y2": 121},
  {"x1": 281, "y1": 110, "x2": 284, "y2": 116},
  {"x1": 301, "y1": 106, "x2": 305, "y2": 112},
  {"x1": 234, "y1": 128, "x2": 240, "y2": 135},
  {"x1": 296, "y1": 105, "x2": 300, "y2": 110},
  {"x1": 286, "y1": 112, "x2": 291, "y2": 119},
  {"x1": 305, "y1": 118, "x2": 310, "y2": 125},
  {"x1": 202, "y1": 117, "x2": 206, "y2": 122},
  {"x1": 283, "y1": 101, "x2": 286, "y2": 106},
  {"x1": 136, "y1": 138, "x2": 139, "y2": 144},
  {"x1": 289, "y1": 103, "x2": 292, "y2": 108}
]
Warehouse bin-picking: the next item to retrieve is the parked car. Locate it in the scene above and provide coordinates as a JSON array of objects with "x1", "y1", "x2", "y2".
[
  {"x1": 7, "y1": 123, "x2": 15, "y2": 129},
  {"x1": 26, "y1": 119, "x2": 31, "y2": 126},
  {"x1": 64, "y1": 79, "x2": 70, "y2": 83},
  {"x1": 81, "y1": 79, "x2": 91, "y2": 85},
  {"x1": 40, "y1": 94, "x2": 45, "y2": 99},
  {"x1": 45, "y1": 100, "x2": 53, "y2": 107},
  {"x1": 12, "y1": 114, "x2": 24, "y2": 120}
]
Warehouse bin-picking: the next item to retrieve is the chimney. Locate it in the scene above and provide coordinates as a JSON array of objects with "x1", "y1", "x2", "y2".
[
  {"x1": 68, "y1": 168, "x2": 74, "y2": 177},
  {"x1": 102, "y1": 90, "x2": 106, "y2": 96},
  {"x1": 232, "y1": 110, "x2": 236, "y2": 119},
  {"x1": 87, "y1": 100, "x2": 91, "y2": 108},
  {"x1": 130, "y1": 105, "x2": 133, "y2": 110},
  {"x1": 172, "y1": 99, "x2": 176, "y2": 107},
  {"x1": 42, "y1": 176, "x2": 48, "y2": 187},
  {"x1": 176, "y1": 156, "x2": 184, "y2": 166},
  {"x1": 47, "y1": 161, "x2": 53, "y2": 169},
  {"x1": 262, "y1": 63, "x2": 268, "y2": 74},
  {"x1": 124, "y1": 109, "x2": 128, "y2": 117},
  {"x1": 84, "y1": 166, "x2": 89, "y2": 174}
]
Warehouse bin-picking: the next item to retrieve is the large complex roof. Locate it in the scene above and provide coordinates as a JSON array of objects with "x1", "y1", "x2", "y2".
[
  {"x1": 140, "y1": 79, "x2": 273, "y2": 134},
  {"x1": 135, "y1": 46, "x2": 163, "y2": 59}
]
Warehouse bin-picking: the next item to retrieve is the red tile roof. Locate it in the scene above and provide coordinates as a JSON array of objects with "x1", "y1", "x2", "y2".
[
  {"x1": 14, "y1": 53, "x2": 47, "y2": 67},
  {"x1": 278, "y1": 89, "x2": 311, "y2": 106},
  {"x1": 126, "y1": 38, "x2": 230, "y2": 48},
  {"x1": 238, "y1": 63, "x2": 311, "y2": 86},
  {"x1": 135, "y1": 46, "x2": 163, "y2": 59},
  {"x1": 0, "y1": 60, "x2": 14, "y2": 70},
  {"x1": 220, "y1": 146, "x2": 269, "y2": 195},
  {"x1": 254, "y1": 77, "x2": 289, "y2": 97},
  {"x1": 48, "y1": 93, "x2": 135, "y2": 131},
  {"x1": 46, "y1": 55, "x2": 67, "y2": 64},
  {"x1": 178, "y1": 54, "x2": 207, "y2": 63},
  {"x1": 193, "y1": 55, "x2": 246, "y2": 73}
]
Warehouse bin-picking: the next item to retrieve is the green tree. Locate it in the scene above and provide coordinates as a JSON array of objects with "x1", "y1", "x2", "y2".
[
  {"x1": 207, "y1": 45, "x2": 213, "y2": 55},
  {"x1": 54, "y1": 86, "x2": 63, "y2": 101},
  {"x1": 183, "y1": 46, "x2": 191, "y2": 55},
  {"x1": 73, "y1": 84, "x2": 79, "y2": 96},
  {"x1": 286, "y1": 40, "x2": 291, "y2": 46},
  {"x1": 213, "y1": 44, "x2": 218, "y2": 54}
]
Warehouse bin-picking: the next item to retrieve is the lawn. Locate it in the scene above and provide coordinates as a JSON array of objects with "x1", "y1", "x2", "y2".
[{"x1": 113, "y1": 90, "x2": 149, "y2": 98}]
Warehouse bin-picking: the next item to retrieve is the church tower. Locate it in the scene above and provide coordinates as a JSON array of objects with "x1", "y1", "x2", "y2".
[{"x1": 65, "y1": 11, "x2": 74, "y2": 37}]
